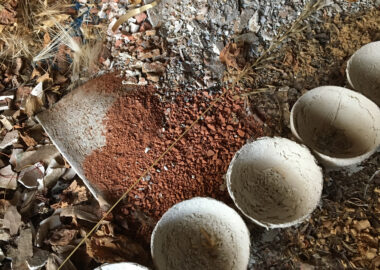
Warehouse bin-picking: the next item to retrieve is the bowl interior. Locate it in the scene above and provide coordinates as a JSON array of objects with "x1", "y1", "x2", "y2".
[
  {"x1": 152, "y1": 198, "x2": 250, "y2": 270},
  {"x1": 227, "y1": 138, "x2": 322, "y2": 226},
  {"x1": 292, "y1": 87, "x2": 379, "y2": 159}
]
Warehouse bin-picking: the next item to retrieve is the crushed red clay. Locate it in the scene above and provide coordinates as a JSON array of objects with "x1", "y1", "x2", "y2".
[{"x1": 83, "y1": 85, "x2": 264, "y2": 242}]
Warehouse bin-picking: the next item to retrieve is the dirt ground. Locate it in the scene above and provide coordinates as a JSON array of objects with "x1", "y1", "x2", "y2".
[{"x1": 0, "y1": 1, "x2": 379, "y2": 270}]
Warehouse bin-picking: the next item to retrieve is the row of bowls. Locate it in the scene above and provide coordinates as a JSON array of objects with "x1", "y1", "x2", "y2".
[{"x1": 96, "y1": 42, "x2": 380, "y2": 270}]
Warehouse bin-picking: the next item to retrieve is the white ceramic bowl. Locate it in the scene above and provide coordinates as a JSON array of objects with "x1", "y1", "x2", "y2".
[
  {"x1": 226, "y1": 137, "x2": 323, "y2": 229},
  {"x1": 346, "y1": 41, "x2": 380, "y2": 105},
  {"x1": 151, "y1": 197, "x2": 250, "y2": 270},
  {"x1": 290, "y1": 86, "x2": 380, "y2": 167}
]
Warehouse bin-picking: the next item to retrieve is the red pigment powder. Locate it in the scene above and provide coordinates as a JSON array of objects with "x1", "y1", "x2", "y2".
[{"x1": 83, "y1": 87, "x2": 264, "y2": 242}]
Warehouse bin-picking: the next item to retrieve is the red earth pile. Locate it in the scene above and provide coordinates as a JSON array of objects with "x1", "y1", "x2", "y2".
[{"x1": 83, "y1": 87, "x2": 264, "y2": 241}]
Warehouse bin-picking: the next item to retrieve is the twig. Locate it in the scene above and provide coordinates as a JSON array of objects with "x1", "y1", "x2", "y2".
[{"x1": 363, "y1": 169, "x2": 379, "y2": 198}]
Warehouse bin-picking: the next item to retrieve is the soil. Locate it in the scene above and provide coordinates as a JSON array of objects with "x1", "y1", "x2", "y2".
[{"x1": 83, "y1": 86, "x2": 264, "y2": 242}]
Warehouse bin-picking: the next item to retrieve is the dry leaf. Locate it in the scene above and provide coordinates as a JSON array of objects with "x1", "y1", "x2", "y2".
[
  {"x1": 44, "y1": 158, "x2": 66, "y2": 188},
  {"x1": 26, "y1": 248, "x2": 49, "y2": 270},
  {"x1": 61, "y1": 180, "x2": 88, "y2": 205},
  {"x1": 0, "y1": 165, "x2": 17, "y2": 190},
  {"x1": 46, "y1": 253, "x2": 77, "y2": 270},
  {"x1": 37, "y1": 73, "x2": 52, "y2": 84},
  {"x1": 31, "y1": 68, "x2": 42, "y2": 79},
  {"x1": 7, "y1": 228, "x2": 33, "y2": 269},
  {"x1": 14, "y1": 144, "x2": 59, "y2": 172},
  {"x1": 219, "y1": 42, "x2": 247, "y2": 70},
  {"x1": 3, "y1": 205, "x2": 22, "y2": 235},
  {"x1": 20, "y1": 132, "x2": 37, "y2": 147},
  {"x1": 60, "y1": 206, "x2": 100, "y2": 224},
  {"x1": 13, "y1": 57, "x2": 23, "y2": 75},
  {"x1": 24, "y1": 95, "x2": 44, "y2": 116},
  {"x1": 48, "y1": 228, "x2": 78, "y2": 246},
  {"x1": 15, "y1": 86, "x2": 32, "y2": 108},
  {"x1": 43, "y1": 32, "x2": 51, "y2": 47},
  {"x1": 0, "y1": 130, "x2": 19, "y2": 149},
  {"x1": 36, "y1": 215, "x2": 62, "y2": 247},
  {"x1": 86, "y1": 234, "x2": 148, "y2": 264},
  {"x1": 0, "y1": 115, "x2": 14, "y2": 130},
  {"x1": 18, "y1": 162, "x2": 45, "y2": 189}
]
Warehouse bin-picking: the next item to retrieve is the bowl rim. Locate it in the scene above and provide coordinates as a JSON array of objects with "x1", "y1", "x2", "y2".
[
  {"x1": 290, "y1": 86, "x2": 380, "y2": 168},
  {"x1": 225, "y1": 136, "x2": 323, "y2": 229}
]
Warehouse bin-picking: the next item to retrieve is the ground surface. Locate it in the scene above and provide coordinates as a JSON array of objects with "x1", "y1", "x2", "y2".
[{"x1": 0, "y1": 0, "x2": 379, "y2": 270}]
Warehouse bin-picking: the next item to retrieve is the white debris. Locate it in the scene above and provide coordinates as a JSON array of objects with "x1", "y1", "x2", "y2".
[
  {"x1": 248, "y1": 11, "x2": 260, "y2": 33},
  {"x1": 30, "y1": 82, "x2": 44, "y2": 98},
  {"x1": 130, "y1": 23, "x2": 140, "y2": 33}
]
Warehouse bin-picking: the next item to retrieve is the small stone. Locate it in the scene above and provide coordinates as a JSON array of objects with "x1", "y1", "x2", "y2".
[
  {"x1": 135, "y1": 12, "x2": 147, "y2": 24},
  {"x1": 138, "y1": 49, "x2": 161, "y2": 59},
  {"x1": 142, "y1": 62, "x2": 166, "y2": 73},
  {"x1": 122, "y1": 77, "x2": 138, "y2": 85},
  {"x1": 139, "y1": 21, "x2": 152, "y2": 32},
  {"x1": 248, "y1": 11, "x2": 260, "y2": 33},
  {"x1": 130, "y1": 23, "x2": 140, "y2": 33},
  {"x1": 207, "y1": 150, "x2": 215, "y2": 157},
  {"x1": 138, "y1": 77, "x2": 148, "y2": 85},
  {"x1": 237, "y1": 130, "x2": 245, "y2": 137},
  {"x1": 145, "y1": 29, "x2": 157, "y2": 36},
  {"x1": 115, "y1": 39, "x2": 123, "y2": 48},
  {"x1": 146, "y1": 73, "x2": 160, "y2": 82}
]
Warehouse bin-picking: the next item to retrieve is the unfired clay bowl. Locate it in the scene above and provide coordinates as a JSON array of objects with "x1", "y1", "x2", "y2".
[
  {"x1": 346, "y1": 41, "x2": 380, "y2": 106},
  {"x1": 290, "y1": 86, "x2": 380, "y2": 168},
  {"x1": 226, "y1": 137, "x2": 323, "y2": 229},
  {"x1": 151, "y1": 197, "x2": 250, "y2": 270},
  {"x1": 94, "y1": 262, "x2": 149, "y2": 270}
]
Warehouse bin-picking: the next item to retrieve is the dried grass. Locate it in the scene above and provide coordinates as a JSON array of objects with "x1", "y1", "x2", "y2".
[
  {"x1": 71, "y1": 40, "x2": 104, "y2": 87},
  {"x1": 0, "y1": 0, "x2": 72, "y2": 61},
  {"x1": 224, "y1": 0, "x2": 327, "y2": 94}
]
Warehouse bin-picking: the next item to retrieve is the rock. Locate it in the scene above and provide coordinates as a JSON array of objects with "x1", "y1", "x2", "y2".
[
  {"x1": 138, "y1": 49, "x2": 160, "y2": 59},
  {"x1": 139, "y1": 21, "x2": 152, "y2": 32},
  {"x1": 142, "y1": 62, "x2": 166, "y2": 73},
  {"x1": 248, "y1": 11, "x2": 260, "y2": 33},
  {"x1": 236, "y1": 9, "x2": 255, "y2": 33},
  {"x1": 130, "y1": 23, "x2": 140, "y2": 33},
  {"x1": 135, "y1": 12, "x2": 147, "y2": 24},
  {"x1": 146, "y1": 73, "x2": 160, "y2": 82}
]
